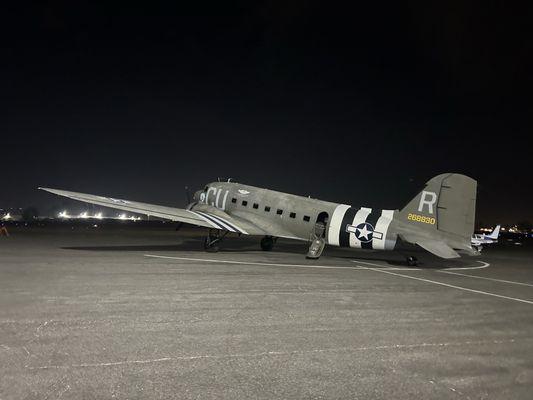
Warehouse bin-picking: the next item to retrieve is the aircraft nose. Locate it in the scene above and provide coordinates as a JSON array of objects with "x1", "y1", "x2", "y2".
[{"x1": 192, "y1": 190, "x2": 202, "y2": 202}]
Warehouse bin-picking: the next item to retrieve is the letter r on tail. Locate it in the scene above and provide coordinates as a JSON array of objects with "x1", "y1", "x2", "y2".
[{"x1": 418, "y1": 191, "x2": 437, "y2": 214}]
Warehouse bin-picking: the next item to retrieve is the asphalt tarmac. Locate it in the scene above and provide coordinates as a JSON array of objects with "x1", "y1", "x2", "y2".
[{"x1": 1, "y1": 225, "x2": 533, "y2": 399}]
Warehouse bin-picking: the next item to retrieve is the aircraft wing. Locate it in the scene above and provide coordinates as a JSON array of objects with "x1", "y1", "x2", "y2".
[
  {"x1": 39, "y1": 187, "x2": 258, "y2": 234},
  {"x1": 399, "y1": 233, "x2": 461, "y2": 259},
  {"x1": 187, "y1": 203, "x2": 302, "y2": 240}
]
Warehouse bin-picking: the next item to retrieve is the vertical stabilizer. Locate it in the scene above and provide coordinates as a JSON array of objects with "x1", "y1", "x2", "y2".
[
  {"x1": 399, "y1": 173, "x2": 477, "y2": 243},
  {"x1": 487, "y1": 225, "x2": 501, "y2": 240}
]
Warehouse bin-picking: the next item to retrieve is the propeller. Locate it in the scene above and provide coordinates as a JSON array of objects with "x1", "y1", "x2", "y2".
[{"x1": 185, "y1": 186, "x2": 191, "y2": 205}]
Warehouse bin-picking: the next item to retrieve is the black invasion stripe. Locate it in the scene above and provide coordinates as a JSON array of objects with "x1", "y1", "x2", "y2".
[
  {"x1": 191, "y1": 211, "x2": 228, "y2": 231},
  {"x1": 339, "y1": 207, "x2": 357, "y2": 248},
  {"x1": 196, "y1": 211, "x2": 238, "y2": 233},
  {"x1": 361, "y1": 211, "x2": 381, "y2": 249},
  {"x1": 205, "y1": 213, "x2": 243, "y2": 234}
]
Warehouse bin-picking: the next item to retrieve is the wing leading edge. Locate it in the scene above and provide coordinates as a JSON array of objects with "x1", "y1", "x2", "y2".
[{"x1": 38, "y1": 187, "x2": 250, "y2": 233}]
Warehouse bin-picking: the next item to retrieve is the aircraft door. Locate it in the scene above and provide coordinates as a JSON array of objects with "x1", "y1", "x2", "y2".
[
  {"x1": 307, "y1": 211, "x2": 328, "y2": 259},
  {"x1": 315, "y1": 212, "x2": 329, "y2": 238}
]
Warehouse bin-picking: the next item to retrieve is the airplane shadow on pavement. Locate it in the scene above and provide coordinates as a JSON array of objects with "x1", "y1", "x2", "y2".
[{"x1": 60, "y1": 238, "x2": 475, "y2": 269}]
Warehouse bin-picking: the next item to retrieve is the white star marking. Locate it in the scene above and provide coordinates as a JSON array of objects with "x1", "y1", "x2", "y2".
[{"x1": 357, "y1": 224, "x2": 371, "y2": 240}]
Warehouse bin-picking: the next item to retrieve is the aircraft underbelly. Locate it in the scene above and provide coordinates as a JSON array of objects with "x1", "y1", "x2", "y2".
[{"x1": 327, "y1": 205, "x2": 397, "y2": 250}]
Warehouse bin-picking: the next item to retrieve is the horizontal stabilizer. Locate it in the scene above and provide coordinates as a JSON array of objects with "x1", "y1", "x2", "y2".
[
  {"x1": 416, "y1": 240, "x2": 460, "y2": 259},
  {"x1": 400, "y1": 233, "x2": 460, "y2": 259}
]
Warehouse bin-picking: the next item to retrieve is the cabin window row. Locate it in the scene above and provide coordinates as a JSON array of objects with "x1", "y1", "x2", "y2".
[{"x1": 230, "y1": 197, "x2": 311, "y2": 222}]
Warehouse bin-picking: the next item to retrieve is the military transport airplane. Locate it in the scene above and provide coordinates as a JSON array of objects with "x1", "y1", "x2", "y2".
[{"x1": 40, "y1": 173, "x2": 477, "y2": 266}]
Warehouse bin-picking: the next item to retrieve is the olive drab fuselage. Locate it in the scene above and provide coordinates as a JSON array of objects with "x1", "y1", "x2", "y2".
[{"x1": 198, "y1": 181, "x2": 398, "y2": 250}]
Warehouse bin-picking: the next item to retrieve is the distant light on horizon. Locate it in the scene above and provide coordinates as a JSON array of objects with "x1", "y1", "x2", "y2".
[
  {"x1": 118, "y1": 213, "x2": 140, "y2": 221},
  {"x1": 56, "y1": 210, "x2": 142, "y2": 221},
  {"x1": 58, "y1": 210, "x2": 70, "y2": 219}
]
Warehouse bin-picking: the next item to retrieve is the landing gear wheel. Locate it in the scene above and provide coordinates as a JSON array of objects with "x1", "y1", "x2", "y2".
[
  {"x1": 260, "y1": 236, "x2": 275, "y2": 251},
  {"x1": 204, "y1": 237, "x2": 219, "y2": 252},
  {"x1": 203, "y1": 229, "x2": 226, "y2": 253},
  {"x1": 406, "y1": 256, "x2": 418, "y2": 267}
]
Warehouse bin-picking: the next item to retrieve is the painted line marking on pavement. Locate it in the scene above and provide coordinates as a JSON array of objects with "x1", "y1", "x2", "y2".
[
  {"x1": 445, "y1": 261, "x2": 491, "y2": 270},
  {"x1": 144, "y1": 254, "x2": 365, "y2": 271},
  {"x1": 439, "y1": 270, "x2": 533, "y2": 287},
  {"x1": 357, "y1": 265, "x2": 533, "y2": 305},
  {"x1": 352, "y1": 259, "x2": 422, "y2": 271},
  {"x1": 353, "y1": 260, "x2": 490, "y2": 271},
  {"x1": 27, "y1": 338, "x2": 522, "y2": 370}
]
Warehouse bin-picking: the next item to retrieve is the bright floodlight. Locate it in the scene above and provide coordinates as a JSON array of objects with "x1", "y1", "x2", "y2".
[
  {"x1": 2, "y1": 213, "x2": 11, "y2": 220},
  {"x1": 118, "y1": 213, "x2": 127, "y2": 220},
  {"x1": 58, "y1": 210, "x2": 69, "y2": 219},
  {"x1": 79, "y1": 212, "x2": 89, "y2": 219},
  {"x1": 94, "y1": 212, "x2": 103, "y2": 220}
]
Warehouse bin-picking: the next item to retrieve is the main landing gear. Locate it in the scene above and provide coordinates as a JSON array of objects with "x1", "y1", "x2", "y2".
[
  {"x1": 260, "y1": 236, "x2": 276, "y2": 251},
  {"x1": 406, "y1": 256, "x2": 419, "y2": 267},
  {"x1": 203, "y1": 229, "x2": 228, "y2": 253}
]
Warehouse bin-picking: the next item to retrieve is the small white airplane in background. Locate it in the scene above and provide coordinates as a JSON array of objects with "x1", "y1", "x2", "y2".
[{"x1": 471, "y1": 225, "x2": 500, "y2": 251}]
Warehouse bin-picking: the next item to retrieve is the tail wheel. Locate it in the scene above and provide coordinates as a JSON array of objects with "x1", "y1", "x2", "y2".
[{"x1": 406, "y1": 256, "x2": 418, "y2": 267}]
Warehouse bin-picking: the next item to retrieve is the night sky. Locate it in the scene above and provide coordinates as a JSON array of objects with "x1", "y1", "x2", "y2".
[{"x1": 2, "y1": 2, "x2": 531, "y2": 224}]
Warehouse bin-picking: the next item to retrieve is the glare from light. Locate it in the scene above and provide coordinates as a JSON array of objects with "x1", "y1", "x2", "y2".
[
  {"x1": 94, "y1": 212, "x2": 103, "y2": 220},
  {"x1": 58, "y1": 210, "x2": 70, "y2": 219},
  {"x1": 118, "y1": 213, "x2": 127, "y2": 220},
  {"x1": 2, "y1": 213, "x2": 11, "y2": 221},
  {"x1": 79, "y1": 212, "x2": 89, "y2": 219}
]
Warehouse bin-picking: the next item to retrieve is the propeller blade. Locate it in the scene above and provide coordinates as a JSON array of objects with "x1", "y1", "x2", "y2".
[{"x1": 185, "y1": 186, "x2": 191, "y2": 204}]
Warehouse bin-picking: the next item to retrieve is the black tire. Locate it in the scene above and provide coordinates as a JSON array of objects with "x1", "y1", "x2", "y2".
[
  {"x1": 204, "y1": 237, "x2": 219, "y2": 252},
  {"x1": 406, "y1": 256, "x2": 418, "y2": 267},
  {"x1": 260, "y1": 236, "x2": 274, "y2": 251}
]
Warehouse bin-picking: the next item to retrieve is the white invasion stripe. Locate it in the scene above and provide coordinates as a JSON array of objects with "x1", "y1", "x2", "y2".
[
  {"x1": 195, "y1": 211, "x2": 236, "y2": 232},
  {"x1": 372, "y1": 210, "x2": 394, "y2": 250},
  {"x1": 210, "y1": 214, "x2": 249, "y2": 235},
  {"x1": 215, "y1": 189, "x2": 222, "y2": 209},
  {"x1": 349, "y1": 208, "x2": 372, "y2": 248},
  {"x1": 203, "y1": 213, "x2": 239, "y2": 233},
  {"x1": 221, "y1": 190, "x2": 229, "y2": 210},
  {"x1": 327, "y1": 204, "x2": 351, "y2": 246},
  {"x1": 358, "y1": 265, "x2": 533, "y2": 305},
  {"x1": 187, "y1": 210, "x2": 221, "y2": 229}
]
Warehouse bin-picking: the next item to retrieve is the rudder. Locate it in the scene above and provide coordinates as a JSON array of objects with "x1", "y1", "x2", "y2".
[{"x1": 400, "y1": 173, "x2": 477, "y2": 240}]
